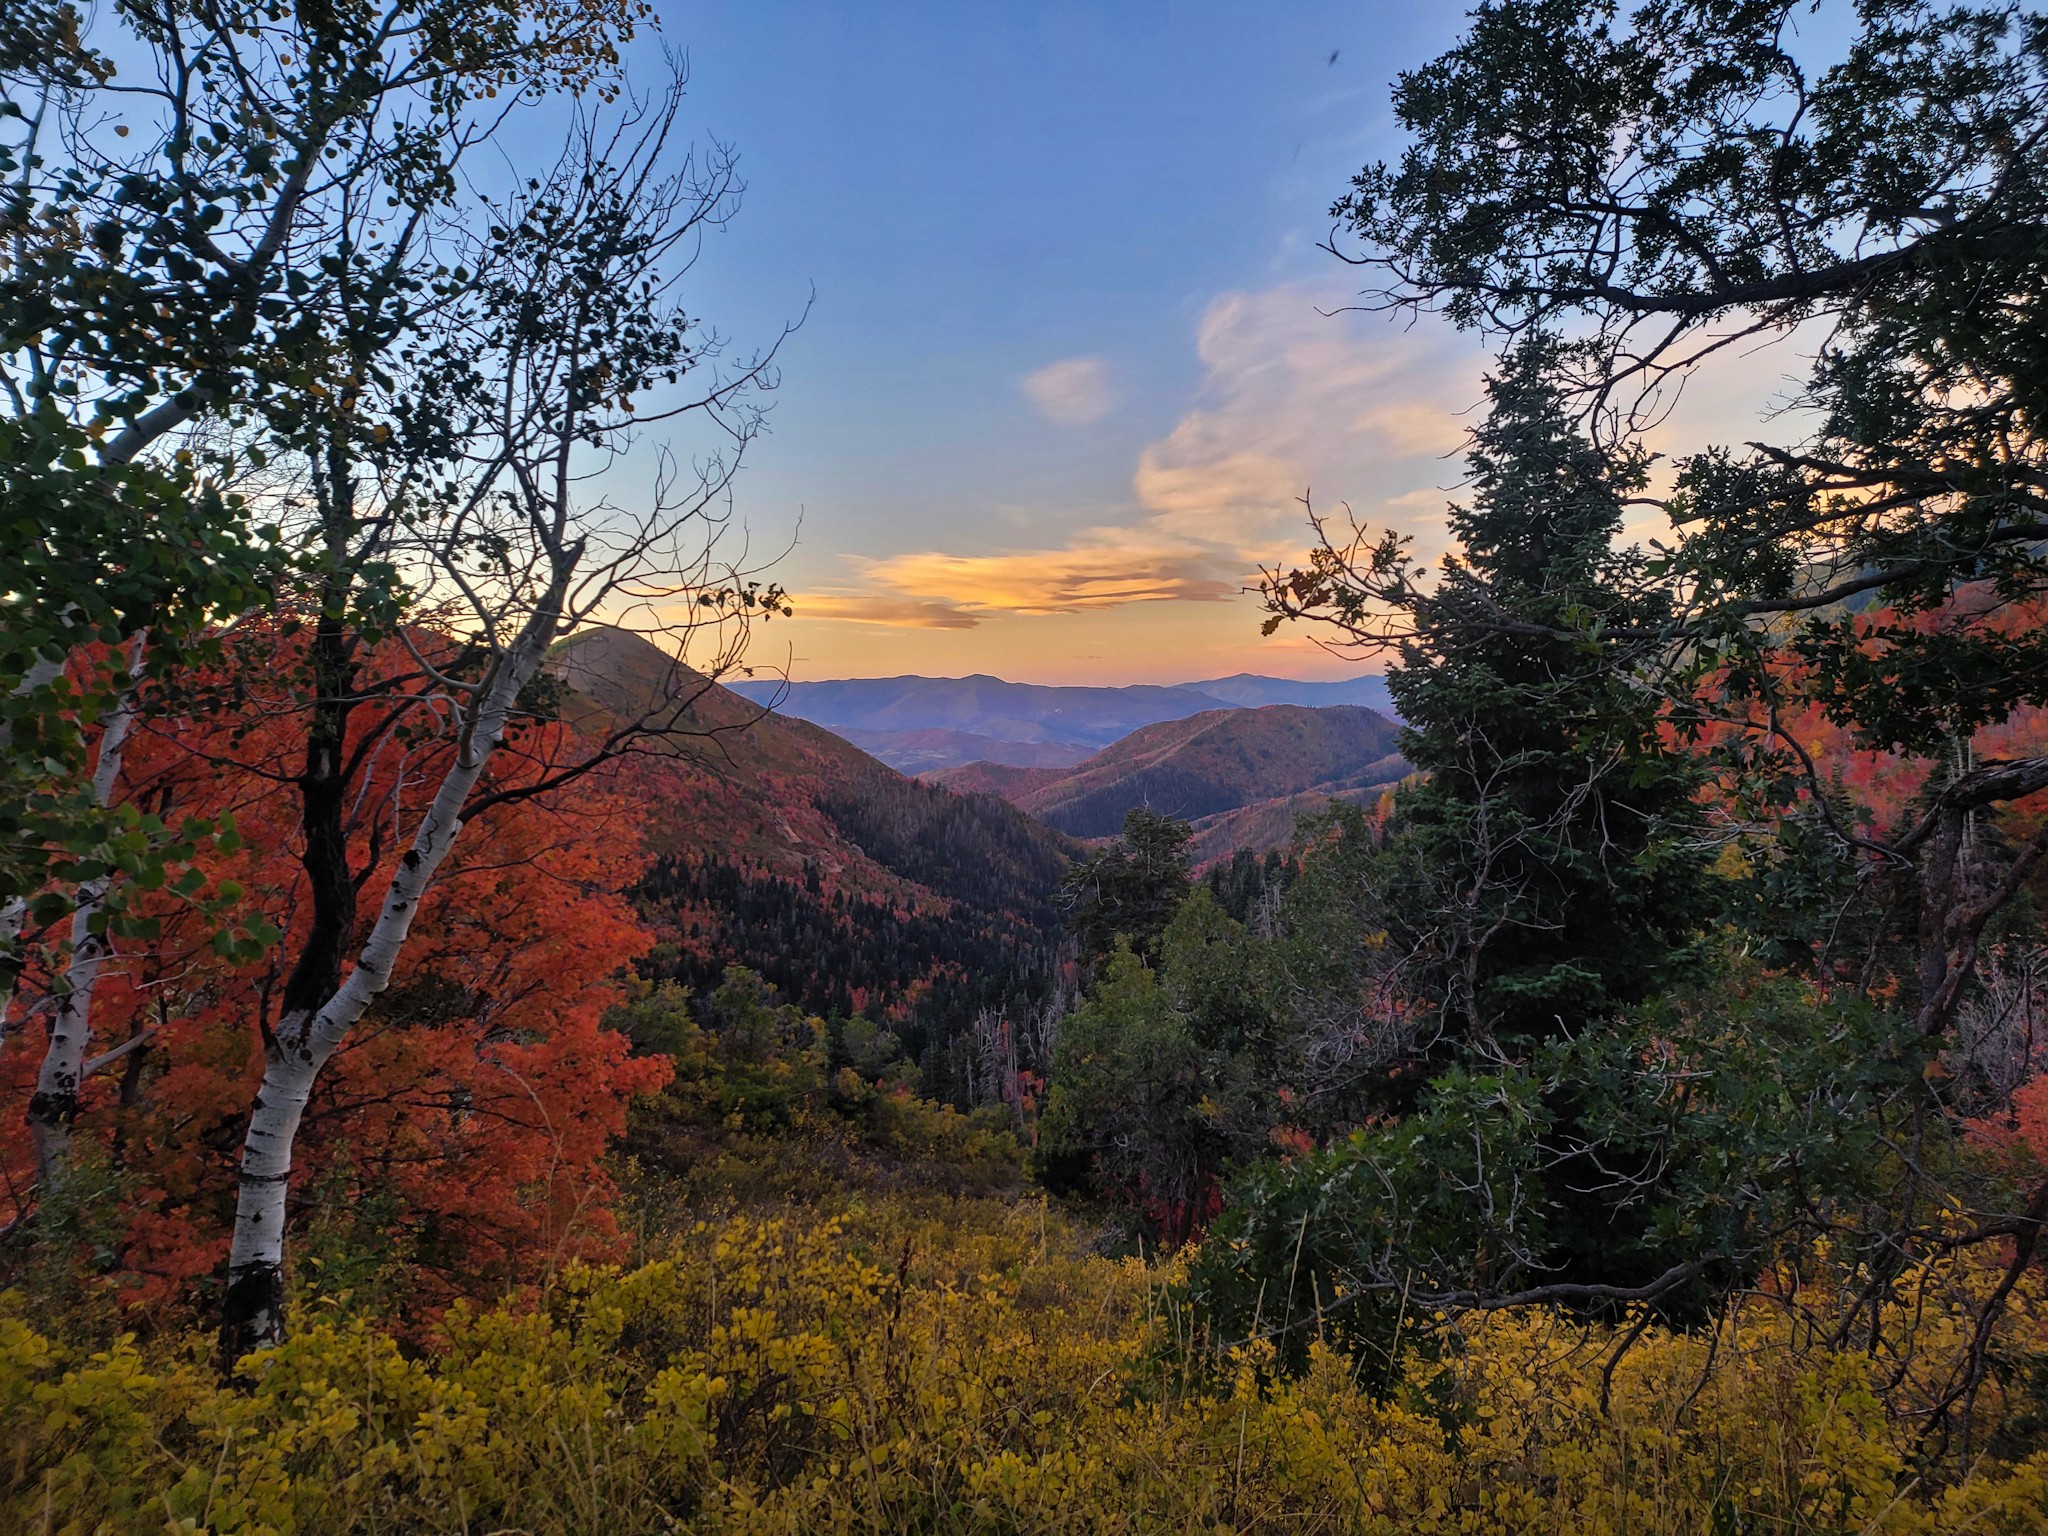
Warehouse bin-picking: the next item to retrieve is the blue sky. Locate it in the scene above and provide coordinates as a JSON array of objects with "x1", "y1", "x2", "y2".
[{"x1": 600, "y1": 4, "x2": 1792, "y2": 684}]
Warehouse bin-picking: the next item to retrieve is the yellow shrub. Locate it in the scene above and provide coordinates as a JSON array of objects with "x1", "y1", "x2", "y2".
[{"x1": 3, "y1": 1197, "x2": 2045, "y2": 1534}]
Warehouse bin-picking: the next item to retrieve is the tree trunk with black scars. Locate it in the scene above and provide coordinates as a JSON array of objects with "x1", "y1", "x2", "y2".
[
  {"x1": 218, "y1": 571, "x2": 568, "y2": 1369},
  {"x1": 1908, "y1": 756, "x2": 2048, "y2": 1045}
]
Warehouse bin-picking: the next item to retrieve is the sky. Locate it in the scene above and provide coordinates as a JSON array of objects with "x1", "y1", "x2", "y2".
[{"x1": 587, "y1": 3, "x2": 1808, "y2": 686}]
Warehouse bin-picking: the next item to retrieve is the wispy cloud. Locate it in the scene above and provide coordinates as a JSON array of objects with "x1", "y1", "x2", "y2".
[
  {"x1": 1022, "y1": 355, "x2": 1114, "y2": 425},
  {"x1": 793, "y1": 593, "x2": 984, "y2": 630},
  {"x1": 1132, "y1": 443, "x2": 1301, "y2": 544},
  {"x1": 1130, "y1": 286, "x2": 1480, "y2": 549},
  {"x1": 803, "y1": 285, "x2": 1488, "y2": 629},
  {"x1": 1355, "y1": 399, "x2": 1471, "y2": 457},
  {"x1": 864, "y1": 537, "x2": 1240, "y2": 615}
]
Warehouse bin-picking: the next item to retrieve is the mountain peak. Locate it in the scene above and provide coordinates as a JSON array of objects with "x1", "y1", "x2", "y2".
[
  {"x1": 931, "y1": 702, "x2": 1408, "y2": 862},
  {"x1": 724, "y1": 669, "x2": 1398, "y2": 772}
]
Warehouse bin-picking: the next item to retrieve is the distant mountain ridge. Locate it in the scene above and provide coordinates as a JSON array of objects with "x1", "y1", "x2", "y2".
[
  {"x1": 551, "y1": 628, "x2": 1075, "y2": 1052},
  {"x1": 1174, "y1": 674, "x2": 1398, "y2": 711},
  {"x1": 725, "y1": 670, "x2": 1396, "y2": 772},
  {"x1": 832, "y1": 728, "x2": 1091, "y2": 775},
  {"x1": 930, "y1": 702, "x2": 1409, "y2": 863}
]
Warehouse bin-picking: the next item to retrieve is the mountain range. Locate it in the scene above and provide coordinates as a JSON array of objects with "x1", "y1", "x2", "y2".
[
  {"x1": 548, "y1": 633, "x2": 1410, "y2": 1058},
  {"x1": 930, "y1": 703, "x2": 1408, "y2": 863},
  {"x1": 724, "y1": 671, "x2": 1397, "y2": 773},
  {"x1": 552, "y1": 628, "x2": 1075, "y2": 1058}
]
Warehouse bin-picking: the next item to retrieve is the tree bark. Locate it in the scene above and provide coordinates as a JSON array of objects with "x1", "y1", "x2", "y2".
[
  {"x1": 0, "y1": 896, "x2": 26, "y2": 1040},
  {"x1": 1908, "y1": 756, "x2": 2048, "y2": 1042},
  {"x1": 279, "y1": 594, "x2": 362, "y2": 1029},
  {"x1": 26, "y1": 633, "x2": 147, "y2": 1181},
  {"x1": 219, "y1": 579, "x2": 567, "y2": 1369},
  {"x1": 0, "y1": 652, "x2": 76, "y2": 1030}
]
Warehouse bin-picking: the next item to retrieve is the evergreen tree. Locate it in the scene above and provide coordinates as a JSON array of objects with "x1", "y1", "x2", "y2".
[
  {"x1": 1200, "y1": 344, "x2": 1731, "y2": 1347},
  {"x1": 1056, "y1": 808, "x2": 1194, "y2": 967},
  {"x1": 1384, "y1": 338, "x2": 1713, "y2": 1058}
]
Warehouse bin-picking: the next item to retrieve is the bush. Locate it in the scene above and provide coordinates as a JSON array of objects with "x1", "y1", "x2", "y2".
[{"x1": 5, "y1": 1199, "x2": 2047, "y2": 1534}]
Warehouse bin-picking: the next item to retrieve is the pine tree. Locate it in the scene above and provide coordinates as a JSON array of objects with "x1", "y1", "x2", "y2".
[
  {"x1": 1056, "y1": 809, "x2": 1194, "y2": 968},
  {"x1": 1386, "y1": 338, "x2": 1712, "y2": 1057}
]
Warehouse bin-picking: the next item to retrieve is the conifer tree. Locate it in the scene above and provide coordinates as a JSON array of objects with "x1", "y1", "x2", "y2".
[
  {"x1": 1055, "y1": 808, "x2": 1194, "y2": 968},
  {"x1": 1201, "y1": 344, "x2": 1727, "y2": 1346},
  {"x1": 1382, "y1": 338, "x2": 1712, "y2": 1058}
]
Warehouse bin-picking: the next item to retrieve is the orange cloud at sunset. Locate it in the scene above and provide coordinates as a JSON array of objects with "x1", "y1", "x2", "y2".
[
  {"x1": 859, "y1": 538, "x2": 1242, "y2": 615},
  {"x1": 792, "y1": 594, "x2": 983, "y2": 629}
]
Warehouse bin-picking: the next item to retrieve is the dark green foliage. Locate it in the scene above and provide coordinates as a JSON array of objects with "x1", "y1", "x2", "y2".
[
  {"x1": 0, "y1": 370, "x2": 284, "y2": 932},
  {"x1": 1035, "y1": 765, "x2": 1220, "y2": 840},
  {"x1": 692, "y1": 968, "x2": 830, "y2": 1130},
  {"x1": 818, "y1": 780, "x2": 1070, "y2": 924},
  {"x1": 1209, "y1": 1, "x2": 2048, "y2": 1411},
  {"x1": 1194, "y1": 1064, "x2": 1553, "y2": 1377},
  {"x1": 1334, "y1": 0, "x2": 2048, "y2": 758},
  {"x1": 1039, "y1": 883, "x2": 1338, "y2": 1240},
  {"x1": 1057, "y1": 808, "x2": 1194, "y2": 966},
  {"x1": 1382, "y1": 340, "x2": 1714, "y2": 1053},
  {"x1": 1208, "y1": 342, "x2": 1898, "y2": 1338},
  {"x1": 1191, "y1": 965, "x2": 1942, "y2": 1370},
  {"x1": 632, "y1": 854, "x2": 1061, "y2": 1080},
  {"x1": 0, "y1": 1, "x2": 100, "y2": 83},
  {"x1": 1716, "y1": 779, "x2": 1887, "y2": 981},
  {"x1": 608, "y1": 971, "x2": 1025, "y2": 1205},
  {"x1": 1155, "y1": 887, "x2": 1285, "y2": 1075},
  {"x1": 1037, "y1": 937, "x2": 1231, "y2": 1243},
  {"x1": 1203, "y1": 848, "x2": 1297, "y2": 929},
  {"x1": 628, "y1": 761, "x2": 1072, "y2": 1108}
]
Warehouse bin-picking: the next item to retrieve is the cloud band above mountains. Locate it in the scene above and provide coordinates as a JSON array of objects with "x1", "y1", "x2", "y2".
[{"x1": 802, "y1": 285, "x2": 1488, "y2": 629}]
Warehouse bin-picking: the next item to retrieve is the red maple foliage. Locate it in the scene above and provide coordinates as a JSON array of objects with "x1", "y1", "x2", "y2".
[
  {"x1": 0, "y1": 634, "x2": 668, "y2": 1325},
  {"x1": 1692, "y1": 589, "x2": 2048, "y2": 841},
  {"x1": 1969, "y1": 1074, "x2": 2048, "y2": 1171}
]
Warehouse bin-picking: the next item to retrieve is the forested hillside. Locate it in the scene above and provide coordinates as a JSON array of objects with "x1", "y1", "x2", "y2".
[
  {"x1": 558, "y1": 627, "x2": 1074, "y2": 1069},
  {"x1": 834, "y1": 725, "x2": 1090, "y2": 773},
  {"x1": 934, "y1": 702, "x2": 1408, "y2": 857}
]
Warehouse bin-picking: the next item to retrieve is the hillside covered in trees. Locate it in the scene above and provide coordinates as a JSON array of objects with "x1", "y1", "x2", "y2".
[
  {"x1": 6, "y1": 1, "x2": 2048, "y2": 1532},
  {"x1": 558, "y1": 627, "x2": 1074, "y2": 1068},
  {"x1": 934, "y1": 701, "x2": 1408, "y2": 857}
]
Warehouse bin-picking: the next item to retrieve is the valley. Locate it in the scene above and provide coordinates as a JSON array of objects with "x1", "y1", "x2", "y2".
[
  {"x1": 550, "y1": 630, "x2": 1407, "y2": 1088},
  {"x1": 556, "y1": 628, "x2": 1076, "y2": 1074}
]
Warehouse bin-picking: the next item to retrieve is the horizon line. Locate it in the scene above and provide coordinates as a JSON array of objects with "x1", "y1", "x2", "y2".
[{"x1": 726, "y1": 669, "x2": 1392, "y2": 689}]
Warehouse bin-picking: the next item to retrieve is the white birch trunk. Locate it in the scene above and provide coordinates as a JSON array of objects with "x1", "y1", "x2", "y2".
[
  {"x1": 0, "y1": 650, "x2": 69, "y2": 756},
  {"x1": 221, "y1": 585, "x2": 567, "y2": 1361},
  {"x1": 28, "y1": 633, "x2": 147, "y2": 1180}
]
